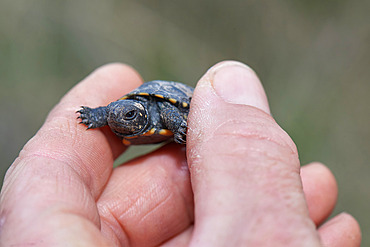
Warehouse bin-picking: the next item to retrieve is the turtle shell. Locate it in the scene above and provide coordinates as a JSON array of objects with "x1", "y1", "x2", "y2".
[{"x1": 120, "y1": 80, "x2": 193, "y2": 109}]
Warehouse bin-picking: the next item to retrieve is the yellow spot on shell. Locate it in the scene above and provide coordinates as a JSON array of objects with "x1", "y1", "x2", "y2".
[
  {"x1": 122, "y1": 139, "x2": 131, "y2": 145},
  {"x1": 169, "y1": 98, "x2": 177, "y2": 104},
  {"x1": 159, "y1": 129, "x2": 173, "y2": 136},
  {"x1": 143, "y1": 128, "x2": 156, "y2": 136},
  {"x1": 119, "y1": 96, "x2": 128, "y2": 100},
  {"x1": 138, "y1": 92, "x2": 150, "y2": 96},
  {"x1": 182, "y1": 102, "x2": 188, "y2": 108},
  {"x1": 125, "y1": 135, "x2": 137, "y2": 139},
  {"x1": 154, "y1": 94, "x2": 164, "y2": 99}
]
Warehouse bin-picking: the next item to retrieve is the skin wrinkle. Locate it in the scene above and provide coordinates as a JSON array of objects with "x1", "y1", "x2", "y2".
[
  {"x1": 188, "y1": 147, "x2": 313, "y2": 245},
  {"x1": 127, "y1": 182, "x2": 163, "y2": 219},
  {"x1": 207, "y1": 137, "x2": 296, "y2": 168},
  {"x1": 99, "y1": 198, "x2": 137, "y2": 246},
  {"x1": 100, "y1": 178, "x2": 150, "y2": 222},
  {"x1": 171, "y1": 170, "x2": 194, "y2": 224},
  {"x1": 217, "y1": 117, "x2": 295, "y2": 151},
  {"x1": 155, "y1": 160, "x2": 193, "y2": 223},
  {"x1": 99, "y1": 220, "x2": 121, "y2": 247},
  {"x1": 28, "y1": 117, "x2": 114, "y2": 198},
  {"x1": 239, "y1": 205, "x2": 306, "y2": 245},
  {"x1": 137, "y1": 192, "x2": 173, "y2": 225},
  {"x1": 99, "y1": 181, "x2": 177, "y2": 246},
  {"x1": 186, "y1": 89, "x2": 212, "y2": 143},
  {"x1": 115, "y1": 188, "x2": 147, "y2": 220},
  {"x1": 188, "y1": 113, "x2": 299, "y2": 174},
  {"x1": 197, "y1": 142, "x2": 302, "y2": 209},
  {"x1": 3, "y1": 108, "x2": 109, "y2": 227},
  {"x1": 20, "y1": 147, "x2": 97, "y2": 197},
  {"x1": 0, "y1": 163, "x2": 102, "y2": 246},
  {"x1": 30, "y1": 159, "x2": 100, "y2": 223},
  {"x1": 100, "y1": 206, "x2": 131, "y2": 247},
  {"x1": 137, "y1": 195, "x2": 187, "y2": 246},
  {"x1": 96, "y1": 145, "x2": 193, "y2": 247},
  {"x1": 155, "y1": 146, "x2": 194, "y2": 224},
  {"x1": 204, "y1": 135, "x2": 306, "y2": 218},
  {"x1": 213, "y1": 141, "x2": 300, "y2": 182},
  {"x1": 0, "y1": 157, "x2": 24, "y2": 197},
  {"x1": 197, "y1": 150, "x2": 299, "y2": 188},
  {"x1": 210, "y1": 131, "x2": 296, "y2": 160}
]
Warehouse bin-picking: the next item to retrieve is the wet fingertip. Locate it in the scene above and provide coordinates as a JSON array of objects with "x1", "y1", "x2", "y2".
[
  {"x1": 301, "y1": 162, "x2": 337, "y2": 187},
  {"x1": 301, "y1": 161, "x2": 338, "y2": 224},
  {"x1": 319, "y1": 212, "x2": 362, "y2": 247}
]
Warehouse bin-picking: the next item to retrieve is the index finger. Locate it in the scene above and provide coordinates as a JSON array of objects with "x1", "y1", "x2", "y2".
[
  {"x1": 0, "y1": 64, "x2": 143, "y2": 246},
  {"x1": 6, "y1": 63, "x2": 143, "y2": 198}
]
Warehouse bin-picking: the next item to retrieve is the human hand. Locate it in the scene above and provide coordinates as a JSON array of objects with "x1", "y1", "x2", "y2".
[{"x1": 0, "y1": 61, "x2": 361, "y2": 246}]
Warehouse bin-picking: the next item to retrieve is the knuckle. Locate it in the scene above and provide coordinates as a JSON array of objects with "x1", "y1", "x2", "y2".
[
  {"x1": 213, "y1": 108, "x2": 297, "y2": 156},
  {"x1": 188, "y1": 107, "x2": 299, "y2": 172}
]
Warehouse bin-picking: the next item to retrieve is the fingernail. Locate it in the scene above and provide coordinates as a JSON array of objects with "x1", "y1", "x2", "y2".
[{"x1": 210, "y1": 61, "x2": 270, "y2": 114}]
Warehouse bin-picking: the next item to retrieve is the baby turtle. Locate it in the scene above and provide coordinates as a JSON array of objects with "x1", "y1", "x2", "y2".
[{"x1": 77, "y1": 80, "x2": 194, "y2": 145}]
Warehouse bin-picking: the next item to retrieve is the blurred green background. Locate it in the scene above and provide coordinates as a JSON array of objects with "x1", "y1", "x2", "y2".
[{"x1": 1, "y1": 0, "x2": 369, "y2": 244}]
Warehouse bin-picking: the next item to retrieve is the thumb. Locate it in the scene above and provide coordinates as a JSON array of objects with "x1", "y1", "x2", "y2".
[{"x1": 187, "y1": 61, "x2": 320, "y2": 246}]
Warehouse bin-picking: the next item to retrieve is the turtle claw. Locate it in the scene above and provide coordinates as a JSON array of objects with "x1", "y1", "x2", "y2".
[
  {"x1": 174, "y1": 133, "x2": 186, "y2": 144},
  {"x1": 86, "y1": 123, "x2": 95, "y2": 130},
  {"x1": 174, "y1": 121, "x2": 187, "y2": 144},
  {"x1": 76, "y1": 106, "x2": 108, "y2": 129}
]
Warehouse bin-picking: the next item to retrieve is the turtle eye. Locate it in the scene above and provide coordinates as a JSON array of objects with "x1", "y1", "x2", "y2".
[{"x1": 124, "y1": 110, "x2": 137, "y2": 120}]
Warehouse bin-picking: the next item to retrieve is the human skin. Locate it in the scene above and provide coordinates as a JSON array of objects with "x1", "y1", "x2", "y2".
[{"x1": 0, "y1": 61, "x2": 361, "y2": 246}]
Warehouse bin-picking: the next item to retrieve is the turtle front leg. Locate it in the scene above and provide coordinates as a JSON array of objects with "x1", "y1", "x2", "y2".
[
  {"x1": 159, "y1": 102, "x2": 188, "y2": 144},
  {"x1": 77, "y1": 106, "x2": 108, "y2": 129}
]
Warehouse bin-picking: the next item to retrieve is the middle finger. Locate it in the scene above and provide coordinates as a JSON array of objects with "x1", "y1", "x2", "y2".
[{"x1": 97, "y1": 143, "x2": 194, "y2": 247}]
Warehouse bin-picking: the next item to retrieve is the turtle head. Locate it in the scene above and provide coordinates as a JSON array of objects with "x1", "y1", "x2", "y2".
[{"x1": 107, "y1": 100, "x2": 149, "y2": 137}]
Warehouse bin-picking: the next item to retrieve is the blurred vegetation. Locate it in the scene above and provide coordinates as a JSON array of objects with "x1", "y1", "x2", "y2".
[{"x1": 1, "y1": 0, "x2": 369, "y2": 244}]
